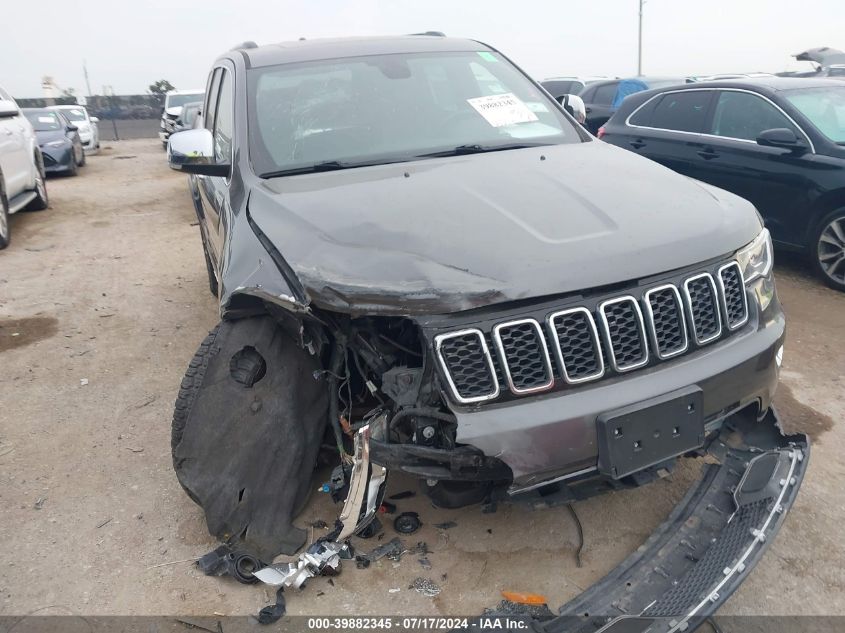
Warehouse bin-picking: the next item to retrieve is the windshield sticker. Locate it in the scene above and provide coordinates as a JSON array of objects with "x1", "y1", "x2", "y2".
[
  {"x1": 477, "y1": 51, "x2": 498, "y2": 62},
  {"x1": 466, "y1": 93, "x2": 539, "y2": 127},
  {"x1": 525, "y1": 101, "x2": 550, "y2": 113},
  {"x1": 38, "y1": 116, "x2": 54, "y2": 123}
]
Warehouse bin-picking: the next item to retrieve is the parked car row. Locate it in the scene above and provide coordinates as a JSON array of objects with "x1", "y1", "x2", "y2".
[
  {"x1": 0, "y1": 84, "x2": 101, "y2": 250},
  {"x1": 159, "y1": 89, "x2": 204, "y2": 148},
  {"x1": 599, "y1": 77, "x2": 845, "y2": 291},
  {"x1": 0, "y1": 84, "x2": 49, "y2": 250}
]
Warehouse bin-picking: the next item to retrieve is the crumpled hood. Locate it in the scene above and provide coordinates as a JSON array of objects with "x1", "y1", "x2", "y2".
[{"x1": 248, "y1": 141, "x2": 761, "y2": 316}]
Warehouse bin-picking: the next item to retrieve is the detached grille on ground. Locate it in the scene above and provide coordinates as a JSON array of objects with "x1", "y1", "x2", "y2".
[
  {"x1": 434, "y1": 260, "x2": 749, "y2": 403},
  {"x1": 493, "y1": 319, "x2": 554, "y2": 393},
  {"x1": 434, "y1": 330, "x2": 498, "y2": 403},
  {"x1": 599, "y1": 297, "x2": 649, "y2": 372},
  {"x1": 684, "y1": 274, "x2": 722, "y2": 344}
]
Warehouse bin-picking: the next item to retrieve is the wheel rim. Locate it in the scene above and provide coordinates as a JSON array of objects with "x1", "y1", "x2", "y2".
[
  {"x1": 36, "y1": 172, "x2": 46, "y2": 200},
  {"x1": 818, "y1": 216, "x2": 845, "y2": 284},
  {"x1": 0, "y1": 201, "x2": 8, "y2": 240}
]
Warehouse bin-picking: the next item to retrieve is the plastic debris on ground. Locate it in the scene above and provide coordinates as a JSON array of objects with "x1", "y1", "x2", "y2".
[
  {"x1": 485, "y1": 599, "x2": 554, "y2": 619},
  {"x1": 500, "y1": 590, "x2": 548, "y2": 606},
  {"x1": 434, "y1": 520, "x2": 457, "y2": 530},
  {"x1": 388, "y1": 490, "x2": 415, "y2": 500},
  {"x1": 394, "y1": 511, "x2": 421, "y2": 534},
  {"x1": 197, "y1": 545, "x2": 264, "y2": 584},
  {"x1": 411, "y1": 577, "x2": 441, "y2": 597},
  {"x1": 256, "y1": 587, "x2": 286, "y2": 625}
]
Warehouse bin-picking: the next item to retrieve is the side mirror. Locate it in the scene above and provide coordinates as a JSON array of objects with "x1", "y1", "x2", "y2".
[
  {"x1": 168, "y1": 129, "x2": 230, "y2": 176},
  {"x1": 0, "y1": 99, "x2": 19, "y2": 118},
  {"x1": 559, "y1": 94, "x2": 587, "y2": 125},
  {"x1": 90, "y1": 116, "x2": 99, "y2": 123},
  {"x1": 756, "y1": 128, "x2": 808, "y2": 153},
  {"x1": 67, "y1": 124, "x2": 79, "y2": 132}
]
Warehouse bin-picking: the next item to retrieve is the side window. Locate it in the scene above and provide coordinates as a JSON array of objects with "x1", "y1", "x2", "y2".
[
  {"x1": 649, "y1": 91, "x2": 712, "y2": 133},
  {"x1": 213, "y1": 70, "x2": 234, "y2": 164},
  {"x1": 204, "y1": 69, "x2": 221, "y2": 132},
  {"x1": 629, "y1": 96, "x2": 662, "y2": 126},
  {"x1": 709, "y1": 91, "x2": 798, "y2": 141},
  {"x1": 592, "y1": 83, "x2": 618, "y2": 106}
]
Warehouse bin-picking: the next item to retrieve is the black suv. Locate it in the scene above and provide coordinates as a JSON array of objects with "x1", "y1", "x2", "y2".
[
  {"x1": 601, "y1": 78, "x2": 845, "y2": 291},
  {"x1": 165, "y1": 36, "x2": 806, "y2": 624}
]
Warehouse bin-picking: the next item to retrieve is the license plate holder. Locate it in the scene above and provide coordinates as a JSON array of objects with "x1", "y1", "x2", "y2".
[{"x1": 596, "y1": 386, "x2": 704, "y2": 479}]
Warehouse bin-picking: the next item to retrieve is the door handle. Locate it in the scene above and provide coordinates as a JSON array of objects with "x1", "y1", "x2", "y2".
[
  {"x1": 697, "y1": 148, "x2": 719, "y2": 160},
  {"x1": 630, "y1": 139, "x2": 646, "y2": 149}
]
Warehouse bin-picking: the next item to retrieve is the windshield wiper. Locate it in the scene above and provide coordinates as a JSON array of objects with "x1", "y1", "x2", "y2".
[
  {"x1": 259, "y1": 161, "x2": 349, "y2": 178},
  {"x1": 417, "y1": 142, "x2": 554, "y2": 158}
]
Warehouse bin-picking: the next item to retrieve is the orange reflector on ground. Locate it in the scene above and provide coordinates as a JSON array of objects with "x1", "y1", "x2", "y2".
[{"x1": 500, "y1": 590, "x2": 548, "y2": 605}]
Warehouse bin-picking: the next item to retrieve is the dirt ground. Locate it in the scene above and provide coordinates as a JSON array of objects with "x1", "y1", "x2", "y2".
[{"x1": 1, "y1": 139, "x2": 843, "y2": 618}]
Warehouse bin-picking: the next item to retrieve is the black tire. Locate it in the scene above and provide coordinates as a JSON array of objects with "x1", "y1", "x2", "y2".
[
  {"x1": 78, "y1": 146, "x2": 86, "y2": 167},
  {"x1": 424, "y1": 479, "x2": 493, "y2": 509},
  {"x1": 0, "y1": 171, "x2": 10, "y2": 250},
  {"x1": 67, "y1": 152, "x2": 78, "y2": 176},
  {"x1": 172, "y1": 325, "x2": 221, "y2": 504},
  {"x1": 810, "y1": 208, "x2": 845, "y2": 292},
  {"x1": 24, "y1": 153, "x2": 48, "y2": 211}
]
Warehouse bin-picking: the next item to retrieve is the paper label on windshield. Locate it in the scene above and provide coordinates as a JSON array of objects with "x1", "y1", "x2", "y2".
[{"x1": 467, "y1": 93, "x2": 539, "y2": 127}]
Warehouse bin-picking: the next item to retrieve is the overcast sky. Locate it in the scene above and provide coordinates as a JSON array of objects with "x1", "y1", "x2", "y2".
[{"x1": 3, "y1": 0, "x2": 844, "y2": 97}]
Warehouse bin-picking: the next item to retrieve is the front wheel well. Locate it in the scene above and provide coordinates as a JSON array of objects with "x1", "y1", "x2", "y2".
[{"x1": 809, "y1": 189, "x2": 845, "y2": 243}]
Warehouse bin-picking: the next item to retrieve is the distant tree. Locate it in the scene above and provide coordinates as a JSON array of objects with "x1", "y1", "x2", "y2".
[
  {"x1": 148, "y1": 79, "x2": 176, "y2": 95},
  {"x1": 61, "y1": 87, "x2": 76, "y2": 98}
]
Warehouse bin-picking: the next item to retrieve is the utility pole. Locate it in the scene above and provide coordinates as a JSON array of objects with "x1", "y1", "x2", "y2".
[
  {"x1": 637, "y1": 0, "x2": 644, "y2": 76},
  {"x1": 83, "y1": 60, "x2": 92, "y2": 97}
]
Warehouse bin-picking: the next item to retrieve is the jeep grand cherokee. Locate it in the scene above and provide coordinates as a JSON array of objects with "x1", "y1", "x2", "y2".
[{"x1": 166, "y1": 35, "x2": 807, "y2": 628}]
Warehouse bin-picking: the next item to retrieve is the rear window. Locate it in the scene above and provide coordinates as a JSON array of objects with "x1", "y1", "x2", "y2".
[
  {"x1": 591, "y1": 83, "x2": 618, "y2": 106},
  {"x1": 647, "y1": 91, "x2": 712, "y2": 133}
]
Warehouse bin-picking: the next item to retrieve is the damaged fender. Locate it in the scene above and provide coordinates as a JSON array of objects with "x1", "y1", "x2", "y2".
[{"x1": 171, "y1": 316, "x2": 327, "y2": 559}]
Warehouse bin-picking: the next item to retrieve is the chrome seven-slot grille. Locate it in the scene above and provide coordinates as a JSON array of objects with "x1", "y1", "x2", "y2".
[{"x1": 435, "y1": 262, "x2": 749, "y2": 404}]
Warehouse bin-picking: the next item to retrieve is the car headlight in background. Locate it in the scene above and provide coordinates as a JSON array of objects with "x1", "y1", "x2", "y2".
[
  {"x1": 46, "y1": 139, "x2": 70, "y2": 148},
  {"x1": 736, "y1": 228, "x2": 775, "y2": 310}
]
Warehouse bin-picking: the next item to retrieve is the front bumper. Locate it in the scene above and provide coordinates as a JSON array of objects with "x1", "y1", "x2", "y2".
[
  {"x1": 256, "y1": 407, "x2": 808, "y2": 629},
  {"x1": 454, "y1": 291, "x2": 784, "y2": 490},
  {"x1": 41, "y1": 146, "x2": 75, "y2": 173},
  {"x1": 547, "y1": 407, "x2": 808, "y2": 631}
]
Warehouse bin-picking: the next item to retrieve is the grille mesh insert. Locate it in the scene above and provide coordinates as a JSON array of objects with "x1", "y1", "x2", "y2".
[
  {"x1": 686, "y1": 276, "x2": 721, "y2": 342},
  {"x1": 550, "y1": 311, "x2": 603, "y2": 381},
  {"x1": 602, "y1": 299, "x2": 647, "y2": 369},
  {"x1": 437, "y1": 332, "x2": 496, "y2": 401},
  {"x1": 647, "y1": 288, "x2": 686, "y2": 357},
  {"x1": 495, "y1": 322, "x2": 551, "y2": 391},
  {"x1": 720, "y1": 264, "x2": 747, "y2": 329}
]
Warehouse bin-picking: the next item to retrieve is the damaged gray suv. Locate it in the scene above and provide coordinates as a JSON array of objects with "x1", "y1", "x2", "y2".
[{"x1": 168, "y1": 35, "x2": 808, "y2": 628}]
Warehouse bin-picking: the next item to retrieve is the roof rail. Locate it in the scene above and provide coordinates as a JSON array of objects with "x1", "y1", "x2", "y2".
[
  {"x1": 409, "y1": 31, "x2": 446, "y2": 37},
  {"x1": 231, "y1": 41, "x2": 258, "y2": 50}
]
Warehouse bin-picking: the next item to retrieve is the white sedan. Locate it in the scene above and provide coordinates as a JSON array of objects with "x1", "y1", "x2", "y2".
[{"x1": 50, "y1": 105, "x2": 100, "y2": 154}]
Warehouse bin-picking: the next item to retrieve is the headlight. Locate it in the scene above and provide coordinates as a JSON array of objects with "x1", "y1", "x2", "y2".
[
  {"x1": 736, "y1": 228, "x2": 773, "y2": 284},
  {"x1": 46, "y1": 139, "x2": 70, "y2": 148}
]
